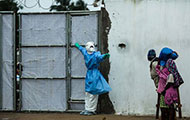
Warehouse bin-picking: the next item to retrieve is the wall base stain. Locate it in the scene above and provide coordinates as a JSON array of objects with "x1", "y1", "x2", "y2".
[{"x1": 97, "y1": 7, "x2": 115, "y2": 114}]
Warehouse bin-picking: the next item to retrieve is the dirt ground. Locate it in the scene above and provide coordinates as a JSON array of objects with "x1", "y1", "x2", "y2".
[{"x1": 0, "y1": 113, "x2": 190, "y2": 120}]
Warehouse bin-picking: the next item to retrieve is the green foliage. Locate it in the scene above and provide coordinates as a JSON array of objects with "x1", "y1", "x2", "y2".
[
  {"x1": 50, "y1": 0, "x2": 88, "y2": 11},
  {"x1": 0, "y1": 0, "x2": 23, "y2": 12}
]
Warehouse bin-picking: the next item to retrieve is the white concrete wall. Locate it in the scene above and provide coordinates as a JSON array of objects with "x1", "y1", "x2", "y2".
[{"x1": 105, "y1": 0, "x2": 190, "y2": 117}]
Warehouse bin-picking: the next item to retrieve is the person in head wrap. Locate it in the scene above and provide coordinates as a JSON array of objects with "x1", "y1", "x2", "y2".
[
  {"x1": 75, "y1": 42, "x2": 111, "y2": 116},
  {"x1": 156, "y1": 47, "x2": 182, "y2": 120},
  {"x1": 147, "y1": 49, "x2": 162, "y2": 119},
  {"x1": 157, "y1": 47, "x2": 179, "y2": 93},
  {"x1": 147, "y1": 49, "x2": 159, "y2": 88},
  {"x1": 159, "y1": 47, "x2": 178, "y2": 67}
]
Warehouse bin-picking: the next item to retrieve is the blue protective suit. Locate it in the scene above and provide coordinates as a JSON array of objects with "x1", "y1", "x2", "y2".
[{"x1": 78, "y1": 46, "x2": 111, "y2": 95}]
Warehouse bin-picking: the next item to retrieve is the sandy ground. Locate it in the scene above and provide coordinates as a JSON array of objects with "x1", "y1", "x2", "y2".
[{"x1": 0, "y1": 113, "x2": 190, "y2": 120}]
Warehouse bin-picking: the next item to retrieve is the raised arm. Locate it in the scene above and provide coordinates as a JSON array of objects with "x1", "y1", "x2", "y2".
[
  {"x1": 75, "y1": 43, "x2": 86, "y2": 56},
  {"x1": 96, "y1": 52, "x2": 110, "y2": 63}
]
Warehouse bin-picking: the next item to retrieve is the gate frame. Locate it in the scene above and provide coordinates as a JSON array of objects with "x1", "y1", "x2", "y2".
[
  {"x1": 18, "y1": 10, "x2": 101, "y2": 112},
  {"x1": 67, "y1": 11, "x2": 101, "y2": 112},
  {"x1": 0, "y1": 11, "x2": 17, "y2": 111}
]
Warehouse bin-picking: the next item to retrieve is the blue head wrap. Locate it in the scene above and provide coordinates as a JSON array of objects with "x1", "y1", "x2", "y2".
[{"x1": 159, "y1": 47, "x2": 178, "y2": 66}]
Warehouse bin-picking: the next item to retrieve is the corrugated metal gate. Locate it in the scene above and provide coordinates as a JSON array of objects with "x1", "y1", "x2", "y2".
[
  {"x1": 18, "y1": 11, "x2": 100, "y2": 112},
  {"x1": 0, "y1": 12, "x2": 16, "y2": 111}
]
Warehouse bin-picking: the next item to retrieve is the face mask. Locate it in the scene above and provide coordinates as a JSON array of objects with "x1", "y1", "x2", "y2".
[{"x1": 85, "y1": 42, "x2": 95, "y2": 54}]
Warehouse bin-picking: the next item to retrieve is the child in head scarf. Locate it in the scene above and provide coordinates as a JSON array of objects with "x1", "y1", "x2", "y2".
[{"x1": 147, "y1": 49, "x2": 159, "y2": 88}]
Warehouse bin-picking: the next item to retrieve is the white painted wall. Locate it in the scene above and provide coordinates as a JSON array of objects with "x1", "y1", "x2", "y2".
[{"x1": 105, "y1": 0, "x2": 190, "y2": 117}]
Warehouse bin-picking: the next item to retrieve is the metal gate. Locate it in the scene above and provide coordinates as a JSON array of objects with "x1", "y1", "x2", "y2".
[
  {"x1": 18, "y1": 11, "x2": 100, "y2": 112},
  {"x1": 68, "y1": 12, "x2": 99, "y2": 111},
  {"x1": 0, "y1": 12, "x2": 16, "y2": 111}
]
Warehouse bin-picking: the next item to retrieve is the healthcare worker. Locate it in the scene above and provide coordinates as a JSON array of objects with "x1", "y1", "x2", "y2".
[{"x1": 75, "y1": 41, "x2": 111, "y2": 116}]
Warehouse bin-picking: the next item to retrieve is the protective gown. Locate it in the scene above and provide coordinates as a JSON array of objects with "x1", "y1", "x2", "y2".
[{"x1": 78, "y1": 46, "x2": 111, "y2": 95}]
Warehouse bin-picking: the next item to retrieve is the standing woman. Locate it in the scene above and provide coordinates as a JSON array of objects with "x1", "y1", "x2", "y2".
[{"x1": 156, "y1": 47, "x2": 179, "y2": 120}]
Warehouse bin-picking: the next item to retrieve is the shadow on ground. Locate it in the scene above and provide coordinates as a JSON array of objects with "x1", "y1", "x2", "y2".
[{"x1": 0, "y1": 113, "x2": 190, "y2": 120}]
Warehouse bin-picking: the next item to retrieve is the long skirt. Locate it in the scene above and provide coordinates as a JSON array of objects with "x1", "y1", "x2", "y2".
[{"x1": 160, "y1": 95, "x2": 176, "y2": 120}]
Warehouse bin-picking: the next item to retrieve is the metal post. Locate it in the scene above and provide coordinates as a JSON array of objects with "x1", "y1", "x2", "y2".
[
  {"x1": 13, "y1": 12, "x2": 17, "y2": 111},
  {"x1": 66, "y1": 13, "x2": 72, "y2": 110},
  {"x1": 0, "y1": 14, "x2": 3, "y2": 109},
  {"x1": 18, "y1": 14, "x2": 22, "y2": 111}
]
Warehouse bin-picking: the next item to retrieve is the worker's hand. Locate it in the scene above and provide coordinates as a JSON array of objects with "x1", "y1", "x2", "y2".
[
  {"x1": 75, "y1": 43, "x2": 80, "y2": 48},
  {"x1": 103, "y1": 53, "x2": 110, "y2": 59}
]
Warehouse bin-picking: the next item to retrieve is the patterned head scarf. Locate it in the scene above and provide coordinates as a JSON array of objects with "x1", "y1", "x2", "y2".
[{"x1": 166, "y1": 59, "x2": 184, "y2": 87}]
